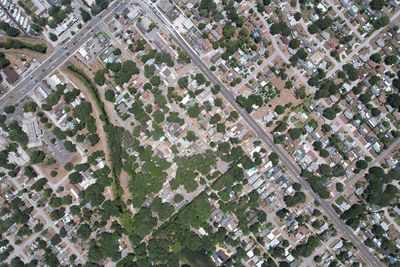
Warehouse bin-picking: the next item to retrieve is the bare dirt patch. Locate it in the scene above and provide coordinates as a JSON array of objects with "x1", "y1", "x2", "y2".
[{"x1": 119, "y1": 171, "x2": 132, "y2": 202}]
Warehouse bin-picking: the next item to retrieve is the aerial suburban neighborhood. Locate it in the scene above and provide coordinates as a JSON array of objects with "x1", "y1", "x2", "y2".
[{"x1": 0, "y1": 0, "x2": 399, "y2": 266}]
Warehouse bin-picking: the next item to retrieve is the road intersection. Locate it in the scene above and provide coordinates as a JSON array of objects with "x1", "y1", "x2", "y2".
[
  {"x1": 138, "y1": 1, "x2": 383, "y2": 266},
  {"x1": 0, "y1": 0, "x2": 128, "y2": 110},
  {"x1": 0, "y1": 1, "x2": 391, "y2": 265}
]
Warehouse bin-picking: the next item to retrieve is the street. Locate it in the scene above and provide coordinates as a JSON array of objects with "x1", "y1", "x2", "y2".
[
  {"x1": 0, "y1": 0, "x2": 128, "y2": 110},
  {"x1": 137, "y1": 1, "x2": 383, "y2": 266}
]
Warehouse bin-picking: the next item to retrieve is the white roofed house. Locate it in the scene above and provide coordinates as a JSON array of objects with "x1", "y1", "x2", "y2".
[{"x1": 21, "y1": 112, "x2": 43, "y2": 148}]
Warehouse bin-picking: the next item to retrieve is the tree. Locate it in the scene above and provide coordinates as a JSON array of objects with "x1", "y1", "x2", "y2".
[
  {"x1": 94, "y1": 69, "x2": 106, "y2": 86},
  {"x1": 292, "y1": 183, "x2": 301, "y2": 191},
  {"x1": 294, "y1": 12, "x2": 302, "y2": 21},
  {"x1": 177, "y1": 76, "x2": 188, "y2": 88},
  {"x1": 269, "y1": 152, "x2": 279, "y2": 166},
  {"x1": 320, "y1": 149, "x2": 330, "y2": 158},
  {"x1": 222, "y1": 22, "x2": 235, "y2": 38},
  {"x1": 194, "y1": 73, "x2": 206, "y2": 85},
  {"x1": 319, "y1": 164, "x2": 332, "y2": 177},
  {"x1": 384, "y1": 55, "x2": 397, "y2": 65},
  {"x1": 104, "y1": 89, "x2": 116, "y2": 102},
  {"x1": 386, "y1": 94, "x2": 400, "y2": 109},
  {"x1": 284, "y1": 191, "x2": 306, "y2": 207},
  {"x1": 321, "y1": 124, "x2": 331, "y2": 133},
  {"x1": 113, "y1": 60, "x2": 139, "y2": 86},
  {"x1": 323, "y1": 105, "x2": 341, "y2": 120},
  {"x1": 0, "y1": 53, "x2": 10, "y2": 69},
  {"x1": 186, "y1": 131, "x2": 197, "y2": 142},
  {"x1": 113, "y1": 48, "x2": 121, "y2": 56},
  {"x1": 373, "y1": 16, "x2": 389, "y2": 29},
  {"x1": 0, "y1": 21, "x2": 20, "y2": 37},
  {"x1": 173, "y1": 194, "x2": 184, "y2": 203},
  {"x1": 216, "y1": 123, "x2": 226, "y2": 133},
  {"x1": 370, "y1": 53, "x2": 382, "y2": 63},
  {"x1": 49, "y1": 32, "x2": 58, "y2": 42},
  {"x1": 274, "y1": 121, "x2": 288, "y2": 132},
  {"x1": 371, "y1": 224, "x2": 385, "y2": 238},
  {"x1": 77, "y1": 223, "x2": 91, "y2": 239},
  {"x1": 30, "y1": 150, "x2": 46, "y2": 164},
  {"x1": 295, "y1": 86, "x2": 306, "y2": 99},
  {"x1": 289, "y1": 128, "x2": 302, "y2": 140},
  {"x1": 69, "y1": 172, "x2": 83, "y2": 184},
  {"x1": 292, "y1": 236, "x2": 320, "y2": 258},
  {"x1": 214, "y1": 98, "x2": 223, "y2": 107},
  {"x1": 393, "y1": 78, "x2": 400, "y2": 89},
  {"x1": 8, "y1": 121, "x2": 28, "y2": 146},
  {"x1": 343, "y1": 63, "x2": 359, "y2": 81},
  {"x1": 341, "y1": 204, "x2": 364, "y2": 227},
  {"x1": 333, "y1": 165, "x2": 345, "y2": 177},
  {"x1": 296, "y1": 48, "x2": 308, "y2": 60},
  {"x1": 144, "y1": 64, "x2": 155, "y2": 78},
  {"x1": 24, "y1": 166, "x2": 37, "y2": 178},
  {"x1": 80, "y1": 7, "x2": 91, "y2": 22},
  {"x1": 356, "y1": 159, "x2": 368, "y2": 169},
  {"x1": 275, "y1": 105, "x2": 285, "y2": 114},
  {"x1": 289, "y1": 38, "x2": 300, "y2": 49},
  {"x1": 187, "y1": 104, "x2": 201, "y2": 118},
  {"x1": 63, "y1": 141, "x2": 77, "y2": 152},
  {"x1": 308, "y1": 23, "x2": 319, "y2": 34},
  {"x1": 336, "y1": 182, "x2": 344, "y2": 192},
  {"x1": 50, "y1": 207, "x2": 65, "y2": 221},
  {"x1": 270, "y1": 21, "x2": 291, "y2": 36},
  {"x1": 370, "y1": 0, "x2": 385, "y2": 10},
  {"x1": 370, "y1": 107, "x2": 381, "y2": 117},
  {"x1": 198, "y1": 0, "x2": 216, "y2": 14},
  {"x1": 150, "y1": 76, "x2": 161, "y2": 87},
  {"x1": 177, "y1": 50, "x2": 191, "y2": 64},
  {"x1": 4, "y1": 105, "x2": 15, "y2": 113},
  {"x1": 210, "y1": 113, "x2": 221, "y2": 124},
  {"x1": 22, "y1": 101, "x2": 37, "y2": 113}
]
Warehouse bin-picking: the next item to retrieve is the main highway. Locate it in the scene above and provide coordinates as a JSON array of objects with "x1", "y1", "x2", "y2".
[
  {"x1": 137, "y1": 1, "x2": 382, "y2": 266},
  {"x1": 0, "y1": 0, "x2": 128, "y2": 109},
  {"x1": 0, "y1": 0, "x2": 383, "y2": 265}
]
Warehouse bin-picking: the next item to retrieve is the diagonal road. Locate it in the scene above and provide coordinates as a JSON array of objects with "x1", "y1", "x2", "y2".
[
  {"x1": 137, "y1": 1, "x2": 383, "y2": 266},
  {"x1": 0, "y1": 0, "x2": 129, "y2": 110},
  {"x1": 338, "y1": 139, "x2": 400, "y2": 196},
  {"x1": 326, "y1": 8, "x2": 400, "y2": 77}
]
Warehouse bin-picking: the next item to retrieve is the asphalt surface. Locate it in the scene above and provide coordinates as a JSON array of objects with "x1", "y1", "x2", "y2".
[
  {"x1": 0, "y1": 0, "x2": 127, "y2": 110},
  {"x1": 138, "y1": 2, "x2": 383, "y2": 266},
  {"x1": 0, "y1": 0, "x2": 384, "y2": 265}
]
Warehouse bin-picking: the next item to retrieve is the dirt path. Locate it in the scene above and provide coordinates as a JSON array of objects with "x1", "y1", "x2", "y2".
[
  {"x1": 119, "y1": 170, "x2": 132, "y2": 203},
  {"x1": 61, "y1": 57, "x2": 133, "y2": 202},
  {"x1": 60, "y1": 64, "x2": 115, "y2": 200},
  {"x1": 68, "y1": 56, "x2": 133, "y2": 202},
  {"x1": 0, "y1": 48, "x2": 49, "y2": 63},
  {"x1": 0, "y1": 36, "x2": 54, "y2": 58}
]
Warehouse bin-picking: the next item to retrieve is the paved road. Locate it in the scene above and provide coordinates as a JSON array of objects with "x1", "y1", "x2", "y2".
[
  {"x1": 0, "y1": 0, "x2": 127, "y2": 110},
  {"x1": 326, "y1": 8, "x2": 400, "y2": 77},
  {"x1": 139, "y1": 2, "x2": 382, "y2": 266},
  {"x1": 233, "y1": 53, "x2": 278, "y2": 93},
  {"x1": 338, "y1": 139, "x2": 400, "y2": 196},
  {"x1": 324, "y1": 0, "x2": 362, "y2": 40},
  {"x1": 7, "y1": 177, "x2": 85, "y2": 264}
]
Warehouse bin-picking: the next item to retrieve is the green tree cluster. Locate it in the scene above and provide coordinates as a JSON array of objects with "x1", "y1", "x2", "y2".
[{"x1": 0, "y1": 22, "x2": 20, "y2": 37}]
